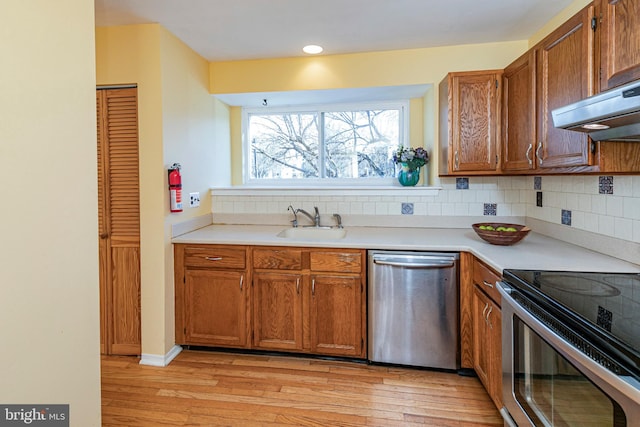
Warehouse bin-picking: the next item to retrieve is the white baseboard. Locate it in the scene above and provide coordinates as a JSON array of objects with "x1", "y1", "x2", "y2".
[{"x1": 139, "y1": 345, "x2": 182, "y2": 367}]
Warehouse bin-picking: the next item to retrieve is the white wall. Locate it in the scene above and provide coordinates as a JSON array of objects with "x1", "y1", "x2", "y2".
[{"x1": 0, "y1": 0, "x2": 101, "y2": 425}]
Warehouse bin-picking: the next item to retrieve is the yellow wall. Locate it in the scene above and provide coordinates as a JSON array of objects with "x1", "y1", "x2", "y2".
[
  {"x1": 0, "y1": 0, "x2": 101, "y2": 424},
  {"x1": 211, "y1": 41, "x2": 526, "y2": 95},
  {"x1": 96, "y1": 24, "x2": 222, "y2": 357}
]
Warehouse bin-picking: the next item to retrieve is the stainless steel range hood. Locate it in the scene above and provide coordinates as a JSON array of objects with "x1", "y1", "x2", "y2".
[{"x1": 552, "y1": 79, "x2": 640, "y2": 142}]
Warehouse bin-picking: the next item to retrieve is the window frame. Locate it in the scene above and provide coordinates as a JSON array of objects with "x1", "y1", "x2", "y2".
[{"x1": 242, "y1": 100, "x2": 410, "y2": 186}]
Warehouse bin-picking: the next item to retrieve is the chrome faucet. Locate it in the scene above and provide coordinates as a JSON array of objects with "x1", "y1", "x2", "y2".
[
  {"x1": 295, "y1": 206, "x2": 320, "y2": 227},
  {"x1": 287, "y1": 205, "x2": 298, "y2": 227}
]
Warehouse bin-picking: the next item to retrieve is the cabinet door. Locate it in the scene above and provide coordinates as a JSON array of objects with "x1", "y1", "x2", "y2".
[
  {"x1": 253, "y1": 272, "x2": 303, "y2": 351},
  {"x1": 537, "y1": 5, "x2": 597, "y2": 169},
  {"x1": 472, "y1": 286, "x2": 503, "y2": 409},
  {"x1": 599, "y1": 0, "x2": 640, "y2": 90},
  {"x1": 472, "y1": 286, "x2": 492, "y2": 387},
  {"x1": 487, "y1": 300, "x2": 502, "y2": 409},
  {"x1": 184, "y1": 269, "x2": 248, "y2": 347},
  {"x1": 502, "y1": 50, "x2": 538, "y2": 172},
  {"x1": 447, "y1": 72, "x2": 502, "y2": 173},
  {"x1": 309, "y1": 274, "x2": 364, "y2": 357}
]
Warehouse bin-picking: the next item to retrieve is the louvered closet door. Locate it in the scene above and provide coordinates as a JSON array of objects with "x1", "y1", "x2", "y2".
[{"x1": 97, "y1": 87, "x2": 141, "y2": 355}]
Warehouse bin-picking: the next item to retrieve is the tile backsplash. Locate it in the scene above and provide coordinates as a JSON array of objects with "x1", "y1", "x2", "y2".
[{"x1": 212, "y1": 175, "x2": 640, "y2": 244}]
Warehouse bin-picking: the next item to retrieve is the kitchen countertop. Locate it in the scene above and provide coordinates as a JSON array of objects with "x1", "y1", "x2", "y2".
[{"x1": 172, "y1": 224, "x2": 640, "y2": 274}]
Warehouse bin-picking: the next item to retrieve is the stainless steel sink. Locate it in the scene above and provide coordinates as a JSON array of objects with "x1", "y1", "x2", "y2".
[{"x1": 277, "y1": 227, "x2": 347, "y2": 240}]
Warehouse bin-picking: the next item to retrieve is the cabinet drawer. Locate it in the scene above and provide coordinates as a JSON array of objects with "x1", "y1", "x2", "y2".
[
  {"x1": 310, "y1": 251, "x2": 362, "y2": 273},
  {"x1": 473, "y1": 258, "x2": 501, "y2": 305},
  {"x1": 184, "y1": 246, "x2": 246, "y2": 269},
  {"x1": 253, "y1": 248, "x2": 302, "y2": 270}
]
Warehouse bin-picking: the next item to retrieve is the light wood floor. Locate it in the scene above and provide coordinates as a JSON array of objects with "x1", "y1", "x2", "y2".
[{"x1": 101, "y1": 350, "x2": 502, "y2": 426}]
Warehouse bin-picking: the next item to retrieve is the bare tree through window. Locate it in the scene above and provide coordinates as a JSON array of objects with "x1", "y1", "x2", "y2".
[{"x1": 247, "y1": 105, "x2": 402, "y2": 182}]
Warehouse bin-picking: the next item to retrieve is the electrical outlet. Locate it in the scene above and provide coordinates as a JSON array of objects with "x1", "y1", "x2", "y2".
[{"x1": 189, "y1": 192, "x2": 200, "y2": 208}]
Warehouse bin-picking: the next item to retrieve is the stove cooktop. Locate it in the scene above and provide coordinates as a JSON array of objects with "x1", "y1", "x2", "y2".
[{"x1": 503, "y1": 269, "x2": 640, "y2": 358}]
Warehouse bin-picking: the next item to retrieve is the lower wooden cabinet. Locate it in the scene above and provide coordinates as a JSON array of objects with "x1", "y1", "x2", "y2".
[
  {"x1": 472, "y1": 285, "x2": 503, "y2": 409},
  {"x1": 310, "y1": 274, "x2": 364, "y2": 357},
  {"x1": 470, "y1": 258, "x2": 503, "y2": 410},
  {"x1": 175, "y1": 244, "x2": 366, "y2": 359},
  {"x1": 175, "y1": 244, "x2": 250, "y2": 348},
  {"x1": 252, "y1": 272, "x2": 304, "y2": 351},
  {"x1": 185, "y1": 269, "x2": 248, "y2": 347},
  {"x1": 252, "y1": 247, "x2": 366, "y2": 358}
]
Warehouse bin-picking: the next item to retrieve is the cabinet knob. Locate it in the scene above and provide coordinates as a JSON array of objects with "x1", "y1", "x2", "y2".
[
  {"x1": 99, "y1": 233, "x2": 108, "y2": 239},
  {"x1": 525, "y1": 143, "x2": 533, "y2": 166},
  {"x1": 482, "y1": 280, "x2": 494, "y2": 289},
  {"x1": 454, "y1": 150, "x2": 459, "y2": 170},
  {"x1": 205, "y1": 256, "x2": 223, "y2": 261}
]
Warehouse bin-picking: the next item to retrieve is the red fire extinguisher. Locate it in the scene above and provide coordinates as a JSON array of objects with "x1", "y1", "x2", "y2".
[{"x1": 168, "y1": 163, "x2": 183, "y2": 212}]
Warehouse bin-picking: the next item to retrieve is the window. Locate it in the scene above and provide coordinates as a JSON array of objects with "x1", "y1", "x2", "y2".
[{"x1": 244, "y1": 101, "x2": 408, "y2": 185}]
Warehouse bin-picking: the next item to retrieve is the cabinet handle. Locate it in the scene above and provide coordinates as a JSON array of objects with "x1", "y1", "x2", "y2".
[
  {"x1": 525, "y1": 143, "x2": 533, "y2": 166},
  {"x1": 482, "y1": 302, "x2": 489, "y2": 324},
  {"x1": 312, "y1": 278, "x2": 316, "y2": 296},
  {"x1": 296, "y1": 277, "x2": 300, "y2": 294},
  {"x1": 239, "y1": 274, "x2": 244, "y2": 291},
  {"x1": 205, "y1": 256, "x2": 223, "y2": 261},
  {"x1": 482, "y1": 280, "x2": 494, "y2": 289},
  {"x1": 454, "y1": 150, "x2": 459, "y2": 170},
  {"x1": 536, "y1": 142, "x2": 543, "y2": 166},
  {"x1": 487, "y1": 305, "x2": 494, "y2": 329}
]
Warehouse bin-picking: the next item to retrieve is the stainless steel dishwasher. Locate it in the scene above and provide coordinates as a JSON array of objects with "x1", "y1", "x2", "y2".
[{"x1": 368, "y1": 250, "x2": 459, "y2": 370}]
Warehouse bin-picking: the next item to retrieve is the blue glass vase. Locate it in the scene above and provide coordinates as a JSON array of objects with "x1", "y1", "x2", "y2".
[{"x1": 398, "y1": 164, "x2": 421, "y2": 186}]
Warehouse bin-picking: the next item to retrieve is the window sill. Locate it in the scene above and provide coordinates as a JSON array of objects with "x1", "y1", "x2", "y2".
[{"x1": 211, "y1": 185, "x2": 442, "y2": 197}]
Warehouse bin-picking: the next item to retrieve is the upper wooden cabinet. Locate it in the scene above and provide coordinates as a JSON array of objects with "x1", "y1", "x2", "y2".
[
  {"x1": 454, "y1": 2, "x2": 640, "y2": 175},
  {"x1": 502, "y1": 50, "x2": 538, "y2": 172},
  {"x1": 439, "y1": 70, "x2": 502, "y2": 175},
  {"x1": 598, "y1": 0, "x2": 640, "y2": 90},
  {"x1": 536, "y1": 4, "x2": 598, "y2": 170}
]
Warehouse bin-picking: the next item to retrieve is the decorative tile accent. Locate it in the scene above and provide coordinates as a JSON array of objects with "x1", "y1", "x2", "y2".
[
  {"x1": 534, "y1": 176, "x2": 542, "y2": 190},
  {"x1": 599, "y1": 176, "x2": 614, "y2": 194},
  {"x1": 456, "y1": 177, "x2": 469, "y2": 190},
  {"x1": 401, "y1": 202, "x2": 414, "y2": 215},
  {"x1": 483, "y1": 203, "x2": 497, "y2": 216},
  {"x1": 561, "y1": 209, "x2": 572, "y2": 226},
  {"x1": 597, "y1": 306, "x2": 613, "y2": 332},
  {"x1": 536, "y1": 191, "x2": 543, "y2": 207}
]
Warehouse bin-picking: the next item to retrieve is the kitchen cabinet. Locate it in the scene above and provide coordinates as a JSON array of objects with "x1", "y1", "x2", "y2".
[
  {"x1": 252, "y1": 248, "x2": 304, "y2": 351},
  {"x1": 598, "y1": 0, "x2": 640, "y2": 91},
  {"x1": 175, "y1": 244, "x2": 365, "y2": 357},
  {"x1": 536, "y1": 4, "x2": 598, "y2": 170},
  {"x1": 309, "y1": 251, "x2": 365, "y2": 357},
  {"x1": 252, "y1": 247, "x2": 366, "y2": 358},
  {"x1": 471, "y1": 258, "x2": 503, "y2": 410},
  {"x1": 174, "y1": 244, "x2": 250, "y2": 348},
  {"x1": 439, "y1": 70, "x2": 502, "y2": 175},
  {"x1": 501, "y1": 50, "x2": 538, "y2": 173}
]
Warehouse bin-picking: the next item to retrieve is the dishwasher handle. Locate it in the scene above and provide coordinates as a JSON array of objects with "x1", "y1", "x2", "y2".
[{"x1": 373, "y1": 257, "x2": 456, "y2": 269}]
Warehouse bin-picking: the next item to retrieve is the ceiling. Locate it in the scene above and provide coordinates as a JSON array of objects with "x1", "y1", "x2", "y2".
[{"x1": 94, "y1": 0, "x2": 573, "y2": 62}]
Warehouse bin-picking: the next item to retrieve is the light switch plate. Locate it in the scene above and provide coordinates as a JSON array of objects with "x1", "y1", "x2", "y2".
[{"x1": 189, "y1": 192, "x2": 200, "y2": 208}]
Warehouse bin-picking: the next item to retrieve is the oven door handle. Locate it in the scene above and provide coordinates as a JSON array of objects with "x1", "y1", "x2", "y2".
[{"x1": 497, "y1": 281, "x2": 640, "y2": 415}]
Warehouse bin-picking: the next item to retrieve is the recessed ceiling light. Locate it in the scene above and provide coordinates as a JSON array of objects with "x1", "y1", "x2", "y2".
[{"x1": 303, "y1": 45, "x2": 323, "y2": 55}]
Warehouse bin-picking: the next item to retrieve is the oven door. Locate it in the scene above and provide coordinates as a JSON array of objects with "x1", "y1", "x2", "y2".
[{"x1": 498, "y1": 281, "x2": 640, "y2": 427}]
